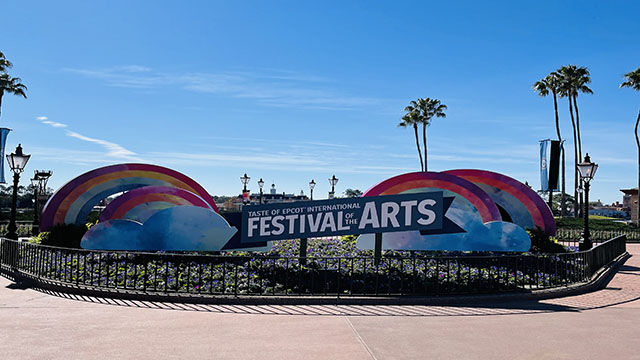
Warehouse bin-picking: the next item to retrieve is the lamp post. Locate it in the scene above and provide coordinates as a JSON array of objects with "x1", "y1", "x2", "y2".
[
  {"x1": 328, "y1": 175, "x2": 338, "y2": 199},
  {"x1": 258, "y1": 178, "x2": 264, "y2": 204},
  {"x1": 240, "y1": 173, "x2": 250, "y2": 205},
  {"x1": 309, "y1": 179, "x2": 316, "y2": 200},
  {"x1": 577, "y1": 153, "x2": 598, "y2": 251},
  {"x1": 6, "y1": 144, "x2": 31, "y2": 240},
  {"x1": 30, "y1": 170, "x2": 52, "y2": 236}
]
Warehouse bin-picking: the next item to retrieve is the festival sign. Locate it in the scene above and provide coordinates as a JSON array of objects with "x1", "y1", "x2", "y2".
[{"x1": 241, "y1": 192, "x2": 463, "y2": 243}]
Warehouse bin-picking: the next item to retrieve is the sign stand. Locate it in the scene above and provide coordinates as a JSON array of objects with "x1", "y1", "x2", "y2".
[
  {"x1": 374, "y1": 233, "x2": 382, "y2": 266},
  {"x1": 299, "y1": 238, "x2": 308, "y2": 265}
]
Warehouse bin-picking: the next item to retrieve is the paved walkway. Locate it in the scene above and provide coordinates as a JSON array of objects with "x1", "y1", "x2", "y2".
[{"x1": 1, "y1": 245, "x2": 639, "y2": 360}]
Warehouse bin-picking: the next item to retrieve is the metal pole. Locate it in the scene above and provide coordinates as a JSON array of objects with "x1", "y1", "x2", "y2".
[
  {"x1": 32, "y1": 182, "x2": 39, "y2": 236},
  {"x1": 374, "y1": 233, "x2": 382, "y2": 266},
  {"x1": 7, "y1": 173, "x2": 20, "y2": 240},
  {"x1": 299, "y1": 238, "x2": 308, "y2": 265},
  {"x1": 310, "y1": 188, "x2": 313, "y2": 201},
  {"x1": 580, "y1": 181, "x2": 591, "y2": 251},
  {"x1": 259, "y1": 188, "x2": 263, "y2": 204}
]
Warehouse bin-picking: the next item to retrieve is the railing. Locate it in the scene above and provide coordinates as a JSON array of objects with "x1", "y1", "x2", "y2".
[
  {"x1": 0, "y1": 236, "x2": 627, "y2": 299},
  {"x1": 555, "y1": 229, "x2": 639, "y2": 249}
]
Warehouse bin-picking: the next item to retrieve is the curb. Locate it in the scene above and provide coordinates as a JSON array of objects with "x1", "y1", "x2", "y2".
[{"x1": 2, "y1": 251, "x2": 630, "y2": 306}]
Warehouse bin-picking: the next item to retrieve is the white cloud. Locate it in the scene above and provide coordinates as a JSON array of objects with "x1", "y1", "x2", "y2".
[
  {"x1": 64, "y1": 66, "x2": 384, "y2": 110},
  {"x1": 37, "y1": 116, "x2": 68, "y2": 128},
  {"x1": 65, "y1": 131, "x2": 140, "y2": 160}
]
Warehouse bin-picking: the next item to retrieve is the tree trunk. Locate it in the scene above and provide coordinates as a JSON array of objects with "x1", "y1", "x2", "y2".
[
  {"x1": 422, "y1": 123, "x2": 427, "y2": 171},
  {"x1": 414, "y1": 124, "x2": 424, "y2": 171},
  {"x1": 552, "y1": 91, "x2": 566, "y2": 217},
  {"x1": 574, "y1": 94, "x2": 584, "y2": 217},
  {"x1": 573, "y1": 94, "x2": 583, "y2": 160},
  {"x1": 568, "y1": 96, "x2": 579, "y2": 218},
  {"x1": 636, "y1": 107, "x2": 640, "y2": 225}
]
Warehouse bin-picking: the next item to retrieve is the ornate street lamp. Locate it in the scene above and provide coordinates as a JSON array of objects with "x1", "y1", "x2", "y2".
[
  {"x1": 257, "y1": 178, "x2": 265, "y2": 204},
  {"x1": 30, "y1": 170, "x2": 52, "y2": 235},
  {"x1": 309, "y1": 179, "x2": 316, "y2": 200},
  {"x1": 240, "y1": 173, "x2": 250, "y2": 204},
  {"x1": 6, "y1": 144, "x2": 31, "y2": 239},
  {"x1": 577, "y1": 153, "x2": 598, "y2": 251},
  {"x1": 328, "y1": 175, "x2": 338, "y2": 199}
]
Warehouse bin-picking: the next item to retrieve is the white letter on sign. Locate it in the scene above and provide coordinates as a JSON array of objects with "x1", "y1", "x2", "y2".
[
  {"x1": 380, "y1": 202, "x2": 400, "y2": 228},
  {"x1": 417, "y1": 199, "x2": 436, "y2": 225},
  {"x1": 358, "y1": 201, "x2": 380, "y2": 229}
]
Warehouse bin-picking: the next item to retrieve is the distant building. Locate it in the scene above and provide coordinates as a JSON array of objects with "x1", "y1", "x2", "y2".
[
  {"x1": 621, "y1": 188, "x2": 638, "y2": 223},
  {"x1": 222, "y1": 183, "x2": 309, "y2": 212}
]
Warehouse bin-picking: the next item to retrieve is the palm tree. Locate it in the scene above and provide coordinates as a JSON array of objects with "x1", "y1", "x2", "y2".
[
  {"x1": 0, "y1": 51, "x2": 12, "y2": 73},
  {"x1": 0, "y1": 73, "x2": 28, "y2": 121},
  {"x1": 621, "y1": 67, "x2": 640, "y2": 225},
  {"x1": 415, "y1": 98, "x2": 447, "y2": 171},
  {"x1": 533, "y1": 72, "x2": 566, "y2": 216},
  {"x1": 558, "y1": 65, "x2": 592, "y2": 217},
  {"x1": 399, "y1": 105, "x2": 423, "y2": 171}
]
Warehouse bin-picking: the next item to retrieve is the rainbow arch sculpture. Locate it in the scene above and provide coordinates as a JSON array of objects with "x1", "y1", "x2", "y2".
[
  {"x1": 444, "y1": 169, "x2": 555, "y2": 235},
  {"x1": 98, "y1": 186, "x2": 213, "y2": 223},
  {"x1": 40, "y1": 163, "x2": 217, "y2": 231}
]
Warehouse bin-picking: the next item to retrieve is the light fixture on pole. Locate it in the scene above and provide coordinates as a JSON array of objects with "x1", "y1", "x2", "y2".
[
  {"x1": 258, "y1": 178, "x2": 265, "y2": 204},
  {"x1": 240, "y1": 173, "x2": 250, "y2": 204},
  {"x1": 309, "y1": 179, "x2": 316, "y2": 200},
  {"x1": 328, "y1": 175, "x2": 338, "y2": 199},
  {"x1": 577, "y1": 153, "x2": 598, "y2": 251},
  {"x1": 30, "y1": 170, "x2": 52, "y2": 236},
  {"x1": 6, "y1": 144, "x2": 31, "y2": 239}
]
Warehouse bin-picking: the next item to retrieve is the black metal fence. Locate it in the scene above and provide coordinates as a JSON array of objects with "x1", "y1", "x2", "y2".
[
  {"x1": 556, "y1": 229, "x2": 640, "y2": 245},
  {"x1": 0, "y1": 236, "x2": 627, "y2": 299}
]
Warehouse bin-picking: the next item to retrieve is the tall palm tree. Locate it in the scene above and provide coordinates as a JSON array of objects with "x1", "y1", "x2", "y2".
[
  {"x1": 620, "y1": 67, "x2": 640, "y2": 225},
  {"x1": 0, "y1": 73, "x2": 28, "y2": 120},
  {"x1": 399, "y1": 108, "x2": 423, "y2": 171},
  {"x1": 558, "y1": 65, "x2": 592, "y2": 217},
  {"x1": 415, "y1": 98, "x2": 447, "y2": 171},
  {"x1": 533, "y1": 72, "x2": 566, "y2": 216},
  {"x1": 0, "y1": 51, "x2": 13, "y2": 73}
]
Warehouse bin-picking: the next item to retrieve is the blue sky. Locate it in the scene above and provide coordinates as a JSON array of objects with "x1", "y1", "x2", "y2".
[{"x1": 1, "y1": 1, "x2": 639, "y2": 203}]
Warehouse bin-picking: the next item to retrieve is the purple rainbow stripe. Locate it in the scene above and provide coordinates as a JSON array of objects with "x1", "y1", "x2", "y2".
[
  {"x1": 363, "y1": 172, "x2": 501, "y2": 223},
  {"x1": 444, "y1": 169, "x2": 556, "y2": 235},
  {"x1": 41, "y1": 163, "x2": 217, "y2": 231},
  {"x1": 99, "y1": 186, "x2": 213, "y2": 222}
]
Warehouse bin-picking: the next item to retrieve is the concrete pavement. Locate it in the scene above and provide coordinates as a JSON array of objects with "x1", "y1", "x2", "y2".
[{"x1": 1, "y1": 245, "x2": 639, "y2": 359}]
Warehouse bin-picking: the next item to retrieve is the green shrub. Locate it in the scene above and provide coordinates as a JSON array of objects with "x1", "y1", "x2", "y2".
[
  {"x1": 29, "y1": 231, "x2": 49, "y2": 244},
  {"x1": 528, "y1": 227, "x2": 566, "y2": 253},
  {"x1": 40, "y1": 223, "x2": 87, "y2": 248}
]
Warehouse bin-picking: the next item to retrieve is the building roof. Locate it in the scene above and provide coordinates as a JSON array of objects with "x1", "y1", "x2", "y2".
[{"x1": 621, "y1": 188, "x2": 639, "y2": 195}]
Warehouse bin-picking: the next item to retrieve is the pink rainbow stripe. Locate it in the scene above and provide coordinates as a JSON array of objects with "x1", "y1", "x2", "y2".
[
  {"x1": 363, "y1": 172, "x2": 501, "y2": 223},
  {"x1": 41, "y1": 163, "x2": 217, "y2": 231},
  {"x1": 445, "y1": 169, "x2": 555, "y2": 235},
  {"x1": 99, "y1": 186, "x2": 212, "y2": 222}
]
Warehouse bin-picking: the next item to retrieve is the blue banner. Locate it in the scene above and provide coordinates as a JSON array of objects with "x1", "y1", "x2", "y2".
[
  {"x1": 540, "y1": 140, "x2": 549, "y2": 191},
  {"x1": 241, "y1": 192, "x2": 452, "y2": 243},
  {"x1": 0, "y1": 128, "x2": 11, "y2": 184}
]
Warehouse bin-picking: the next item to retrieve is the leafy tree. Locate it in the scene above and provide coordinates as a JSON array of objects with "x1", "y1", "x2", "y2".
[
  {"x1": 399, "y1": 105, "x2": 423, "y2": 171},
  {"x1": 620, "y1": 67, "x2": 640, "y2": 225},
  {"x1": 343, "y1": 188, "x2": 362, "y2": 198},
  {"x1": 533, "y1": 72, "x2": 567, "y2": 216}
]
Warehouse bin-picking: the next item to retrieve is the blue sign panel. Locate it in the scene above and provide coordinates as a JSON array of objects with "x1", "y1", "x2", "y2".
[{"x1": 241, "y1": 192, "x2": 446, "y2": 243}]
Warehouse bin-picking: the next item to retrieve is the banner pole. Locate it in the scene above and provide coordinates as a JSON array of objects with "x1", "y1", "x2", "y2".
[
  {"x1": 374, "y1": 233, "x2": 382, "y2": 266},
  {"x1": 299, "y1": 238, "x2": 308, "y2": 265}
]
